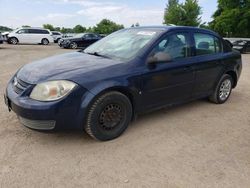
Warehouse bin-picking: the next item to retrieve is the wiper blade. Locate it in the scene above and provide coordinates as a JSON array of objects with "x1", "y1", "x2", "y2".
[{"x1": 86, "y1": 51, "x2": 110, "y2": 59}]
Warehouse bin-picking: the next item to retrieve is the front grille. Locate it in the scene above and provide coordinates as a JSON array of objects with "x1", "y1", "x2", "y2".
[
  {"x1": 13, "y1": 77, "x2": 31, "y2": 94},
  {"x1": 19, "y1": 116, "x2": 56, "y2": 130}
]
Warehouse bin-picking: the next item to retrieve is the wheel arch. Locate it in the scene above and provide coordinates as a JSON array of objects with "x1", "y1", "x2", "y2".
[
  {"x1": 85, "y1": 84, "x2": 140, "y2": 122},
  {"x1": 225, "y1": 70, "x2": 237, "y2": 88}
]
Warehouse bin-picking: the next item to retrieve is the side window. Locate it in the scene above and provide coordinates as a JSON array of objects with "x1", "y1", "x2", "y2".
[
  {"x1": 85, "y1": 34, "x2": 93, "y2": 39},
  {"x1": 17, "y1": 29, "x2": 28, "y2": 34},
  {"x1": 149, "y1": 33, "x2": 190, "y2": 61},
  {"x1": 37, "y1": 30, "x2": 49, "y2": 34},
  {"x1": 28, "y1": 29, "x2": 38, "y2": 34},
  {"x1": 194, "y1": 33, "x2": 222, "y2": 56}
]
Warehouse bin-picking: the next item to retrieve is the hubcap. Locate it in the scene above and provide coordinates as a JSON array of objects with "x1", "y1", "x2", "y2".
[
  {"x1": 71, "y1": 43, "x2": 77, "y2": 49},
  {"x1": 219, "y1": 79, "x2": 232, "y2": 101},
  {"x1": 11, "y1": 39, "x2": 17, "y2": 44},
  {"x1": 43, "y1": 40, "x2": 48, "y2": 45},
  {"x1": 99, "y1": 103, "x2": 124, "y2": 130}
]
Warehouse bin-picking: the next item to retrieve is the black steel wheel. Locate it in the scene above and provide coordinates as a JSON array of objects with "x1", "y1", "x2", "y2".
[{"x1": 85, "y1": 91, "x2": 132, "y2": 141}]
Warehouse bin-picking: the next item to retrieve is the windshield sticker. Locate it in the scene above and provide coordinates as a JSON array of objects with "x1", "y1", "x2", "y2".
[{"x1": 137, "y1": 31, "x2": 156, "y2": 36}]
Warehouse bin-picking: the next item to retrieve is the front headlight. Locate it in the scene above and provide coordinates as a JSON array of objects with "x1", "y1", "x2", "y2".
[{"x1": 30, "y1": 80, "x2": 76, "y2": 101}]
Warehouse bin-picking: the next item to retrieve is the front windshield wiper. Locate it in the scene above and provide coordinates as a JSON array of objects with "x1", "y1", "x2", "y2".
[{"x1": 84, "y1": 51, "x2": 111, "y2": 59}]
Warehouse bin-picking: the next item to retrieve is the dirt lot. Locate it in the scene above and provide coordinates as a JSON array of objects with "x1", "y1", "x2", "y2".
[{"x1": 0, "y1": 43, "x2": 250, "y2": 188}]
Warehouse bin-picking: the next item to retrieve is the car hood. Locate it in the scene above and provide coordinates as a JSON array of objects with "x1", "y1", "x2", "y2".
[{"x1": 17, "y1": 52, "x2": 123, "y2": 85}]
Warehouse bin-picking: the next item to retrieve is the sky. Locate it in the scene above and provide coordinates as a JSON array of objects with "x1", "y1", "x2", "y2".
[{"x1": 0, "y1": 0, "x2": 218, "y2": 29}]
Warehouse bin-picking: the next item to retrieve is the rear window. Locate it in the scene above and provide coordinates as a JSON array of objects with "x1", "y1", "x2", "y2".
[{"x1": 194, "y1": 33, "x2": 222, "y2": 56}]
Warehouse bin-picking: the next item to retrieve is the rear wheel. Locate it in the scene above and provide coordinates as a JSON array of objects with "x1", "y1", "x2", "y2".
[
  {"x1": 41, "y1": 38, "x2": 49, "y2": 45},
  {"x1": 209, "y1": 74, "x2": 233, "y2": 104},
  {"x1": 85, "y1": 91, "x2": 132, "y2": 141},
  {"x1": 9, "y1": 37, "x2": 18, "y2": 45}
]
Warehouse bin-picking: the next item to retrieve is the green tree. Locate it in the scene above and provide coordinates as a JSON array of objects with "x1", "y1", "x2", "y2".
[
  {"x1": 60, "y1": 27, "x2": 73, "y2": 33},
  {"x1": 54, "y1": 27, "x2": 61, "y2": 32},
  {"x1": 93, "y1": 19, "x2": 124, "y2": 34},
  {"x1": 43, "y1": 24, "x2": 55, "y2": 31},
  {"x1": 210, "y1": 0, "x2": 250, "y2": 37},
  {"x1": 164, "y1": 0, "x2": 181, "y2": 25},
  {"x1": 0, "y1": 26, "x2": 13, "y2": 32},
  {"x1": 164, "y1": 0, "x2": 202, "y2": 26},
  {"x1": 73, "y1": 25, "x2": 86, "y2": 33}
]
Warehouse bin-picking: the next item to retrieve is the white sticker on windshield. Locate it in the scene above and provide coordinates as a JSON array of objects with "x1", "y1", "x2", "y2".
[{"x1": 137, "y1": 31, "x2": 156, "y2": 36}]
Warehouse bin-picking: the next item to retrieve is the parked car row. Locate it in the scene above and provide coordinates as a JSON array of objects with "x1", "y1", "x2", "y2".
[
  {"x1": 232, "y1": 40, "x2": 250, "y2": 53},
  {"x1": 1, "y1": 27, "x2": 102, "y2": 49}
]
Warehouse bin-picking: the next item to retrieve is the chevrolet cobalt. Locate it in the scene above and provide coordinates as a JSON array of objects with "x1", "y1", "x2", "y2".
[{"x1": 4, "y1": 26, "x2": 242, "y2": 141}]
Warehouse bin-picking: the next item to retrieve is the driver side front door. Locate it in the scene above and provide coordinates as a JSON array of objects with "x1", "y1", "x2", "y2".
[{"x1": 139, "y1": 32, "x2": 196, "y2": 111}]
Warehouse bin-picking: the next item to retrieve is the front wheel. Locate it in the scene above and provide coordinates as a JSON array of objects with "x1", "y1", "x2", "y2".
[
  {"x1": 209, "y1": 74, "x2": 233, "y2": 104},
  {"x1": 70, "y1": 42, "x2": 78, "y2": 49},
  {"x1": 85, "y1": 91, "x2": 132, "y2": 141},
  {"x1": 9, "y1": 37, "x2": 18, "y2": 45}
]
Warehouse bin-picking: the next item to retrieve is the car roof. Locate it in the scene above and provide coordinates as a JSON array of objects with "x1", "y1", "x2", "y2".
[
  {"x1": 20, "y1": 27, "x2": 49, "y2": 30},
  {"x1": 126, "y1": 26, "x2": 220, "y2": 37}
]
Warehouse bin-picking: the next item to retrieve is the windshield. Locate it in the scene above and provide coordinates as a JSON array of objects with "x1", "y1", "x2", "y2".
[{"x1": 84, "y1": 29, "x2": 161, "y2": 60}]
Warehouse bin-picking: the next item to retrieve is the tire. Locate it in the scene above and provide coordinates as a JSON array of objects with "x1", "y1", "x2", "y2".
[
  {"x1": 85, "y1": 91, "x2": 132, "y2": 141},
  {"x1": 9, "y1": 37, "x2": 18, "y2": 45},
  {"x1": 70, "y1": 42, "x2": 78, "y2": 49},
  {"x1": 41, "y1": 38, "x2": 49, "y2": 45},
  {"x1": 209, "y1": 74, "x2": 233, "y2": 104}
]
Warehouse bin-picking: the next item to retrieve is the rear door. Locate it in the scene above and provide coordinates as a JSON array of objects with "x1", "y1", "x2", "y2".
[{"x1": 191, "y1": 32, "x2": 224, "y2": 98}]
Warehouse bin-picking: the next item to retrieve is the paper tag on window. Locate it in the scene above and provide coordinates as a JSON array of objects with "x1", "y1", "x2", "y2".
[{"x1": 137, "y1": 31, "x2": 156, "y2": 36}]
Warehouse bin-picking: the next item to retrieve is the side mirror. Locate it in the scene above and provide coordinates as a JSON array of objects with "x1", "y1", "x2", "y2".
[{"x1": 147, "y1": 52, "x2": 172, "y2": 65}]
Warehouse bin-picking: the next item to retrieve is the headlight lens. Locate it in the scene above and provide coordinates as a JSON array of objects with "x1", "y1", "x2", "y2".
[{"x1": 30, "y1": 80, "x2": 76, "y2": 101}]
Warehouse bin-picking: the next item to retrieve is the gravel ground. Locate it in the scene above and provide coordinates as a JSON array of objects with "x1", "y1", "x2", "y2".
[{"x1": 0, "y1": 44, "x2": 250, "y2": 188}]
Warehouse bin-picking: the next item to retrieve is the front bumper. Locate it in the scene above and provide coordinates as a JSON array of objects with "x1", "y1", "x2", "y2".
[
  {"x1": 61, "y1": 42, "x2": 71, "y2": 48},
  {"x1": 5, "y1": 77, "x2": 93, "y2": 130}
]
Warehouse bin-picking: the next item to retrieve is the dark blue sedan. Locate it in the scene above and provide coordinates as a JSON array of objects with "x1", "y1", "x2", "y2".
[{"x1": 4, "y1": 26, "x2": 242, "y2": 141}]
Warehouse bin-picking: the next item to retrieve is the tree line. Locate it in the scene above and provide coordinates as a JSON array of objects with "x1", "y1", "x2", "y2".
[
  {"x1": 42, "y1": 19, "x2": 124, "y2": 35},
  {"x1": 164, "y1": 0, "x2": 250, "y2": 37}
]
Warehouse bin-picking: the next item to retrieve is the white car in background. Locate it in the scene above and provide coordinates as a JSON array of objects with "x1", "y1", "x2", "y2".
[
  {"x1": 51, "y1": 31, "x2": 63, "y2": 43},
  {"x1": 7, "y1": 28, "x2": 54, "y2": 45}
]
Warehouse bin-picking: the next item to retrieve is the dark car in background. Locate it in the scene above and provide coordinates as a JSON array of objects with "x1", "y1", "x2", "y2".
[
  {"x1": 59, "y1": 33, "x2": 101, "y2": 49},
  {"x1": 5, "y1": 26, "x2": 242, "y2": 141},
  {"x1": 232, "y1": 40, "x2": 250, "y2": 53}
]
